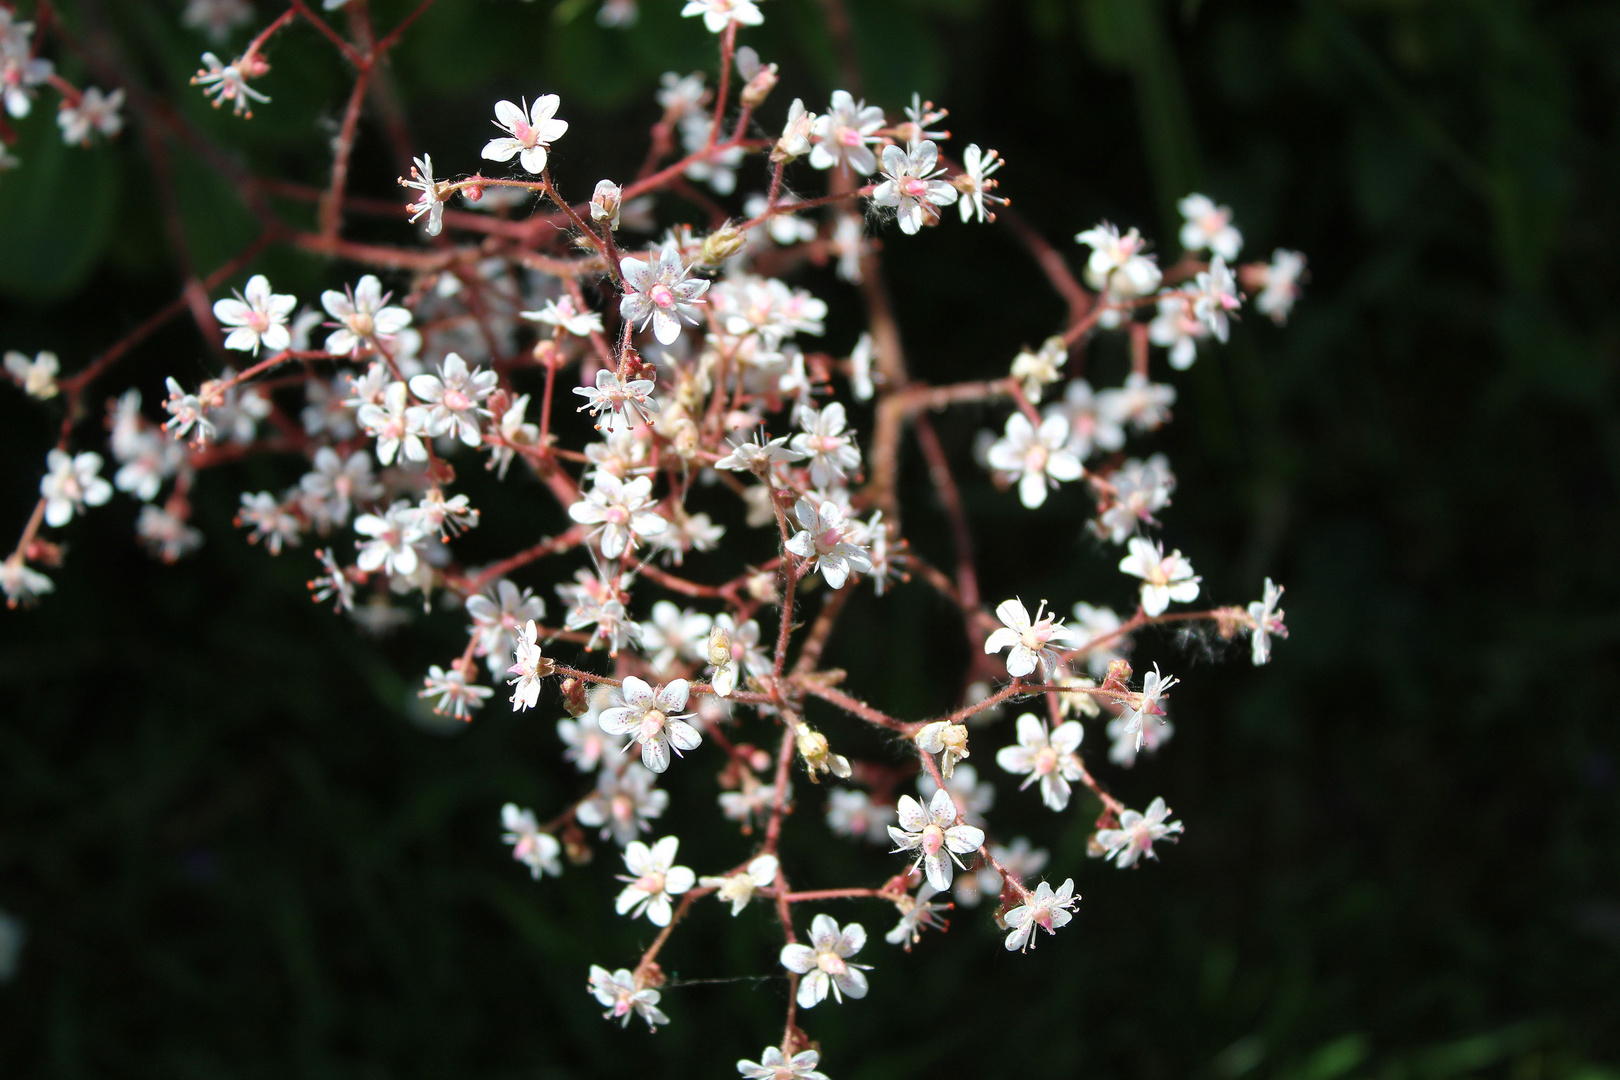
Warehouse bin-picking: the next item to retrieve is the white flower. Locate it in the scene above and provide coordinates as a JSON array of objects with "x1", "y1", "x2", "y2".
[
  {"x1": 577, "y1": 763, "x2": 668, "y2": 845},
  {"x1": 705, "y1": 614, "x2": 766, "y2": 697},
  {"x1": 181, "y1": 0, "x2": 254, "y2": 44},
  {"x1": 1107, "y1": 703, "x2": 1173, "y2": 767},
  {"x1": 809, "y1": 90, "x2": 884, "y2": 175},
  {"x1": 1009, "y1": 337, "x2": 1066, "y2": 404},
  {"x1": 402, "y1": 154, "x2": 447, "y2": 237},
  {"x1": 888, "y1": 789, "x2": 985, "y2": 891},
  {"x1": 1076, "y1": 222, "x2": 1162, "y2": 297},
  {"x1": 420, "y1": 664, "x2": 491, "y2": 720},
  {"x1": 57, "y1": 86, "x2": 125, "y2": 146},
  {"x1": 783, "y1": 498, "x2": 872, "y2": 590},
  {"x1": 996, "y1": 713, "x2": 1085, "y2": 811},
  {"x1": 1070, "y1": 601, "x2": 1128, "y2": 677},
  {"x1": 298, "y1": 447, "x2": 381, "y2": 529},
  {"x1": 1191, "y1": 255, "x2": 1241, "y2": 343},
  {"x1": 321, "y1": 275, "x2": 412, "y2": 357},
  {"x1": 568, "y1": 473, "x2": 667, "y2": 560},
  {"x1": 915, "y1": 720, "x2": 971, "y2": 779},
  {"x1": 619, "y1": 244, "x2": 710, "y2": 346},
  {"x1": 137, "y1": 505, "x2": 204, "y2": 563},
  {"x1": 639, "y1": 601, "x2": 712, "y2": 672},
  {"x1": 467, "y1": 579, "x2": 546, "y2": 677},
  {"x1": 738, "y1": 1047, "x2": 828, "y2": 1080},
  {"x1": 588, "y1": 965, "x2": 668, "y2": 1029},
  {"x1": 715, "y1": 431, "x2": 806, "y2": 474},
  {"x1": 681, "y1": 0, "x2": 764, "y2": 33},
  {"x1": 871, "y1": 140, "x2": 957, "y2": 235},
  {"x1": 1114, "y1": 663, "x2": 1178, "y2": 754},
  {"x1": 0, "y1": 25, "x2": 52, "y2": 119},
  {"x1": 599, "y1": 676, "x2": 702, "y2": 773},
  {"x1": 572, "y1": 367, "x2": 659, "y2": 431},
  {"x1": 1003, "y1": 878, "x2": 1078, "y2": 952},
  {"x1": 0, "y1": 557, "x2": 53, "y2": 607},
  {"x1": 986, "y1": 412, "x2": 1083, "y2": 509},
  {"x1": 481, "y1": 95, "x2": 568, "y2": 175},
  {"x1": 1118, "y1": 537, "x2": 1200, "y2": 616},
  {"x1": 214, "y1": 274, "x2": 295, "y2": 355},
  {"x1": 590, "y1": 179, "x2": 622, "y2": 230},
  {"x1": 789, "y1": 402, "x2": 861, "y2": 488},
  {"x1": 826, "y1": 789, "x2": 895, "y2": 845},
  {"x1": 39, "y1": 450, "x2": 111, "y2": 527},
  {"x1": 775, "y1": 97, "x2": 817, "y2": 162},
  {"x1": 885, "y1": 882, "x2": 949, "y2": 949},
  {"x1": 356, "y1": 380, "x2": 431, "y2": 466},
  {"x1": 353, "y1": 502, "x2": 427, "y2": 576},
  {"x1": 1094, "y1": 797, "x2": 1184, "y2": 867},
  {"x1": 700, "y1": 854, "x2": 778, "y2": 916},
  {"x1": 957, "y1": 143, "x2": 1006, "y2": 223},
  {"x1": 1098, "y1": 372, "x2": 1177, "y2": 434},
  {"x1": 237, "y1": 491, "x2": 301, "y2": 554},
  {"x1": 522, "y1": 295, "x2": 603, "y2": 338},
  {"x1": 983, "y1": 597, "x2": 1073, "y2": 679},
  {"x1": 779, "y1": 914, "x2": 870, "y2": 1007},
  {"x1": 954, "y1": 837, "x2": 1047, "y2": 907},
  {"x1": 1177, "y1": 193, "x2": 1243, "y2": 261},
  {"x1": 501, "y1": 804, "x2": 562, "y2": 878},
  {"x1": 1248, "y1": 577, "x2": 1288, "y2": 665},
  {"x1": 616, "y1": 835, "x2": 695, "y2": 926},
  {"x1": 1147, "y1": 293, "x2": 1208, "y2": 371},
  {"x1": 1096, "y1": 453, "x2": 1175, "y2": 543},
  {"x1": 507, "y1": 619, "x2": 554, "y2": 711},
  {"x1": 1043, "y1": 379, "x2": 1122, "y2": 462},
  {"x1": 409, "y1": 352, "x2": 497, "y2": 447},
  {"x1": 191, "y1": 51, "x2": 269, "y2": 116},
  {"x1": 1256, "y1": 249, "x2": 1307, "y2": 324},
  {"x1": 5, "y1": 350, "x2": 58, "y2": 398}
]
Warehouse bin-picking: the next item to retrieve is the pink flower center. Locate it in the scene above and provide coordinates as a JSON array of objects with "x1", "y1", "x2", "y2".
[
  {"x1": 921, "y1": 824, "x2": 946, "y2": 856},
  {"x1": 247, "y1": 310, "x2": 270, "y2": 333},
  {"x1": 1034, "y1": 746, "x2": 1058, "y2": 776},
  {"x1": 634, "y1": 871, "x2": 666, "y2": 894},
  {"x1": 838, "y1": 127, "x2": 863, "y2": 147},
  {"x1": 1025, "y1": 444, "x2": 1049, "y2": 473},
  {"x1": 902, "y1": 177, "x2": 929, "y2": 199},
  {"x1": 649, "y1": 283, "x2": 675, "y2": 308},
  {"x1": 512, "y1": 119, "x2": 538, "y2": 147},
  {"x1": 817, "y1": 527, "x2": 843, "y2": 551},
  {"x1": 817, "y1": 952, "x2": 847, "y2": 976},
  {"x1": 640, "y1": 708, "x2": 668, "y2": 742},
  {"x1": 604, "y1": 505, "x2": 630, "y2": 526},
  {"x1": 442, "y1": 387, "x2": 470, "y2": 412}
]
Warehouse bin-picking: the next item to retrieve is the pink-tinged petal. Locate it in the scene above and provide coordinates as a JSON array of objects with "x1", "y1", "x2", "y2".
[
  {"x1": 983, "y1": 626, "x2": 1020, "y2": 654},
  {"x1": 621, "y1": 676, "x2": 655, "y2": 709},
  {"x1": 213, "y1": 298, "x2": 250, "y2": 324},
  {"x1": 836, "y1": 922, "x2": 866, "y2": 956},
  {"x1": 808, "y1": 913, "x2": 840, "y2": 949},
  {"x1": 518, "y1": 145, "x2": 548, "y2": 174},
  {"x1": 927, "y1": 788, "x2": 957, "y2": 826},
  {"x1": 895, "y1": 795, "x2": 928, "y2": 833},
  {"x1": 797, "y1": 970, "x2": 829, "y2": 1007},
  {"x1": 1051, "y1": 721, "x2": 1083, "y2": 754},
  {"x1": 779, "y1": 944, "x2": 815, "y2": 974},
  {"x1": 946, "y1": 824, "x2": 984, "y2": 853},
  {"x1": 1040, "y1": 772, "x2": 1072, "y2": 811},
  {"x1": 1014, "y1": 713, "x2": 1049, "y2": 750},
  {"x1": 492, "y1": 99, "x2": 526, "y2": 130},
  {"x1": 996, "y1": 745, "x2": 1036, "y2": 774},
  {"x1": 656, "y1": 679, "x2": 690, "y2": 712},
  {"x1": 887, "y1": 825, "x2": 921, "y2": 851},
  {"x1": 995, "y1": 597, "x2": 1030, "y2": 631},
  {"x1": 835, "y1": 967, "x2": 868, "y2": 999},
  {"x1": 528, "y1": 94, "x2": 561, "y2": 124},
  {"x1": 1005, "y1": 645, "x2": 1038, "y2": 678},
  {"x1": 667, "y1": 720, "x2": 701, "y2": 752},
  {"x1": 640, "y1": 736, "x2": 670, "y2": 772}
]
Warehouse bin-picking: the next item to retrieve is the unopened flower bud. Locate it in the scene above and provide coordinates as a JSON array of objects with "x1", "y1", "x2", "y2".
[
  {"x1": 741, "y1": 63, "x2": 779, "y2": 110},
  {"x1": 707, "y1": 626, "x2": 733, "y2": 667},
  {"x1": 461, "y1": 183, "x2": 484, "y2": 204},
  {"x1": 699, "y1": 222, "x2": 746, "y2": 266},
  {"x1": 561, "y1": 676, "x2": 589, "y2": 717},
  {"x1": 590, "y1": 179, "x2": 622, "y2": 231},
  {"x1": 747, "y1": 570, "x2": 779, "y2": 605},
  {"x1": 795, "y1": 722, "x2": 851, "y2": 783},
  {"x1": 1103, "y1": 658, "x2": 1133, "y2": 692}
]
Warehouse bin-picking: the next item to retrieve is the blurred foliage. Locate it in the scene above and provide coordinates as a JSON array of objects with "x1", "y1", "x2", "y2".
[{"x1": 2, "y1": 0, "x2": 1619, "y2": 1077}]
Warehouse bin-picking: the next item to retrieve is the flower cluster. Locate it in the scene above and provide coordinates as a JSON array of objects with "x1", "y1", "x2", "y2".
[{"x1": 1, "y1": 4, "x2": 1305, "y2": 1072}]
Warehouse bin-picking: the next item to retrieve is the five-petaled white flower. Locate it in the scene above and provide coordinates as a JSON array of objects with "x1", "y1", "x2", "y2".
[
  {"x1": 1094, "y1": 797, "x2": 1184, "y2": 867},
  {"x1": 619, "y1": 245, "x2": 710, "y2": 346},
  {"x1": 522, "y1": 295, "x2": 603, "y2": 338},
  {"x1": 356, "y1": 381, "x2": 430, "y2": 466},
  {"x1": 419, "y1": 664, "x2": 491, "y2": 720},
  {"x1": 871, "y1": 140, "x2": 957, "y2": 235},
  {"x1": 507, "y1": 619, "x2": 554, "y2": 711},
  {"x1": 714, "y1": 431, "x2": 806, "y2": 474},
  {"x1": 214, "y1": 274, "x2": 295, "y2": 355},
  {"x1": 588, "y1": 965, "x2": 668, "y2": 1029},
  {"x1": 5, "y1": 350, "x2": 58, "y2": 399},
  {"x1": 1177, "y1": 193, "x2": 1244, "y2": 261},
  {"x1": 57, "y1": 86, "x2": 125, "y2": 146},
  {"x1": 996, "y1": 713, "x2": 1085, "y2": 811},
  {"x1": 681, "y1": 0, "x2": 764, "y2": 33},
  {"x1": 577, "y1": 763, "x2": 669, "y2": 845},
  {"x1": 915, "y1": 720, "x2": 971, "y2": 778},
  {"x1": 39, "y1": 450, "x2": 112, "y2": 527},
  {"x1": 1248, "y1": 577, "x2": 1288, "y2": 665},
  {"x1": 779, "y1": 914, "x2": 870, "y2": 1007},
  {"x1": 1003, "y1": 878, "x2": 1078, "y2": 952},
  {"x1": 353, "y1": 502, "x2": 427, "y2": 577},
  {"x1": 888, "y1": 789, "x2": 985, "y2": 891},
  {"x1": 784, "y1": 498, "x2": 872, "y2": 590},
  {"x1": 1114, "y1": 663, "x2": 1178, "y2": 753},
  {"x1": 737, "y1": 1047, "x2": 828, "y2": 1080},
  {"x1": 573, "y1": 367, "x2": 660, "y2": 431},
  {"x1": 568, "y1": 473, "x2": 667, "y2": 560},
  {"x1": 1191, "y1": 255, "x2": 1241, "y2": 343},
  {"x1": 957, "y1": 143, "x2": 1007, "y2": 223},
  {"x1": 809, "y1": 90, "x2": 885, "y2": 175},
  {"x1": 1255, "y1": 249, "x2": 1307, "y2": 324},
  {"x1": 789, "y1": 402, "x2": 861, "y2": 488},
  {"x1": 481, "y1": 95, "x2": 568, "y2": 175},
  {"x1": 467, "y1": 579, "x2": 547, "y2": 677},
  {"x1": 600, "y1": 676, "x2": 702, "y2": 773},
  {"x1": 409, "y1": 352, "x2": 497, "y2": 447},
  {"x1": 321, "y1": 275, "x2": 412, "y2": 357},
  {"x1": 1075, "y1": 222, "x2": 1163, "y2": 297},
  {"x1": 986, "y1": 412, "x2": 1083, "y2": 509},
  {"x1": 700, "y1": 854, "x2": 778, "y2": 916},
  {"x1": 1118, "y1": 537, "x2": 1200, "y2": 616},
  {"x1": 402, "y1": 154, "x2": 448, "y2": 237},
  {"x1": 616, "y1": 835, "x2": 695, "y2": 926},
  {"x1": 501, "y1": 803, "x2": 562, "y2": 878},
  {"x1": 983, "y1": 597, "x2": 1073, "y2": 679},
  {"x1": 191, "y1": 51, "x2": 270, "y2": 116}
]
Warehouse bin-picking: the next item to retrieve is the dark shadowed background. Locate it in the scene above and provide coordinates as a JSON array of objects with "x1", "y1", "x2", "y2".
[{"x1": 1, "y1": 0, "x2": 1617, "y2": 1077}]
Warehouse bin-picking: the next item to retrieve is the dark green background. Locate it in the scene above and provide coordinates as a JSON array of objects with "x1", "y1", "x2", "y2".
[{"x1": 1, "y1": 0, "x2": 1617, "y2": 1076}]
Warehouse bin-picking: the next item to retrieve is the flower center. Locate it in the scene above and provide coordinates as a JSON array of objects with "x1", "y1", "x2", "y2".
[
  {"x1": 247, "y1": 310, "x2": 270, "y2": 333},
  {"x1": 817, "y1": 527, "x2": 843, "y2": 551},
  {"x1": 640, "y1": 708, "x2": 668, "y2": 741},
  {"x1": 1034, "y1": 746, "x2": 1058, "y2": 776},
  {"x1": 634, "y1": 871, "x2": 666, "y2": 894},
  {"x1": 649, "y1": 284, "x2": 676, "y2": 309},
  {"x1": 1025, "y1": 444, "x2": 1049, "y2": 473},
  {"x1": 839, "y1": 127, "x2": 863, "y2": 147},
  {"x1": 442, "y1": 388, "x2": 470, "y2": 412},
  {"x1": 902, "y1": 177, "x2": 929, "y2": 199},
  {"x1": 604, "y1": 505, "x2": 630, "y2": 526},
  {"x1": 817, "y1": 952, "x2": 847, "y2": 976},
  {"x1": 349, "y1": 311, "x2": 375, "y2": 337},
  {"x1": 921, "y1": 823, "x2": 946, "y2": 856}
]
